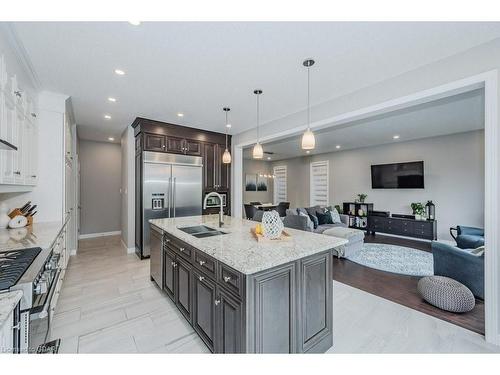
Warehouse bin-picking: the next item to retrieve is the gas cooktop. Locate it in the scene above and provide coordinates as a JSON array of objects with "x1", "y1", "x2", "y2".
[{"x1": 0, "y1": 247, "x2": 42, "y2": 291}]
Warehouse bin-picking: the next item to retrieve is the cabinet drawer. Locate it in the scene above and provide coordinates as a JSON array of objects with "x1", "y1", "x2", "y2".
[
  {"x1": 194, "y1": 249, "x2": 217, "y2": 279},
  {"x1": 217, "y1": 263, "x2": 243, "y2": 298},
  {"x1": 164, "y1": 235, "x2": 193, "y2": 261}
]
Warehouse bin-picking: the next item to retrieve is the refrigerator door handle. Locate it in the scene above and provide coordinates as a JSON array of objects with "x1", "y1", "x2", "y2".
[
  {"x1": 168, "y1": 177, "x2": 172, "y2": 218},
  {"x1": 173, "y1": 177, "x2": 177, "y2": 218}
]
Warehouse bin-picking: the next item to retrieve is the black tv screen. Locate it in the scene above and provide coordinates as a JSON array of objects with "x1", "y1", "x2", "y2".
[{"x1": 371, "y1": 161, "x2": 424, "y2": 189}]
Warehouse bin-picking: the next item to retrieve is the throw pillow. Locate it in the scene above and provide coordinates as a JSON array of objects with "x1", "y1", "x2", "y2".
[
  {"x1": 329, "y1": 208, "x2": 342, "y2": 224},
  {"x1": 298, "y1": 211, "x2": 314, "y2": 231},
  {"x1": 471, "y1": 245, "x2": 485, "y2": 256},
  {"x1": 285, "y1": 208, "x2": 298, "y2": 216},
  {"x1": 317, "y1": 211, "x2": 333, "y2": 225},
  {"x1": 308, "y1": 214, "x2": 319, "y2": 229}
]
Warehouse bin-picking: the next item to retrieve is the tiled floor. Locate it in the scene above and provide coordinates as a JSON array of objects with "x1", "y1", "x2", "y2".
[{"x1": 51, "y1": 236, "x2": 499, "y2": 353}]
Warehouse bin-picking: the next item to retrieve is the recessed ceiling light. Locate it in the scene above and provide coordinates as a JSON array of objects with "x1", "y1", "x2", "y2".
[
  {"x1": 128, "y1": 21, "x2": 141, "y2": 26},
  {"x1": 393, "y1": 135, "x2": 400, "y2": 139},
  {"x1": 104, "y1": 115, "x2": 111, "y2": 119},
  {"x1": 114, "y1": 69, "x2": 125, "y2": 75},
  {"x1": 226, "y1": 123, "x2": 232, "y2": 128},
  {"x1": 177, "y1": 113, "x2": 184, "y2": 118},
  {"x1": 335, "y1": 145, "x2": 341, "y2": 149},
  {"x1": 306, "y1": 150, "x2": 310, "y2": 154},
  {"x1": 108, "y1": 97, "x2": 117, "y2": 102},
  {"x1": 108, "y1": 137, "x2": 115, "y2": 141},
  {"x1": 267, "y1": 157, "x2": 271, "y2": 160}
]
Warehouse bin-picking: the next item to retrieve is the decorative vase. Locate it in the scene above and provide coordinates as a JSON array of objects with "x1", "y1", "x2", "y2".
[
  {"x1": 0, "y1": 203, "x2": 10, "y2": 228},
  {"x1": 358, "y1": 209, "x2": 364, "y2": 217},
  {"x1": 261, "y1": 211, "x2": 284, "y2": 239},
  {"x1": 415, "y1": 214, "x2": 422, "y2": 220}
]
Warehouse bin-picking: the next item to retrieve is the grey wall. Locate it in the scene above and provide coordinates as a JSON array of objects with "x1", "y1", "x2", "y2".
[
  {"x1": 272, "y1": 130, "x2": 484, "y2": 240},
  {"x1": 79, "y1": 140, "x2": 122, "y2": 235},
  {"x1": 242, "y1": 159, "x2": 274, "y2": 204}
]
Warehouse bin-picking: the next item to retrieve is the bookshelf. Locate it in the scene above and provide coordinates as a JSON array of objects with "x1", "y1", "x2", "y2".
[{"x1": 342, "y1": 202, "x2": 374, "y2": 230}]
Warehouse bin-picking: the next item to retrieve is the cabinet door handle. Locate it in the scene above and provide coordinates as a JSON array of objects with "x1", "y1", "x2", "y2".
[
  {"x1": 179, "y1": 247, "x2": 184, "y2": 252},
  {"x1": 214, "y1": 299, "x2": 220, "y2": 306},
  {"x1": 199, "y1": 260, "x2": 205, "y2": 266},
  {"x1": 14, "y1": 171, "x2": 21, "y2": 175},
  {"x1": 198, "y1": 276, "x2": 205, "y2": 281},
  {"x1": 165, "y1": 238, "x2": 170, "y2": 243},
  {"x1": 223, "y1": 276, "x2": 231, "y2": 283},
  {"x1": 171, "y1": 261, "x2": 177, "y2": 267}
]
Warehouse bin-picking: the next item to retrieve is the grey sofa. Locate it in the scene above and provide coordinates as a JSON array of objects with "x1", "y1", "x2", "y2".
[{"x1": 284, "y1": 206, "x2": 349, "y2": 233}]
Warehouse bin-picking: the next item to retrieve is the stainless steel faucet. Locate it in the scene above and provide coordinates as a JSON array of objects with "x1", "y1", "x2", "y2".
[{"x1": 203, "y1": 192, "x2": 224, "y2": 227}]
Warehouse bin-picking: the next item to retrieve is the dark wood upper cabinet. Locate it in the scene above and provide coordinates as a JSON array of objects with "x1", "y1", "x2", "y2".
[
  {"x1": 144, "y1": 133, "x2": 166, "y2": 152},
  {"x1": 184, "y1": 139, "x2": 202, "y2": 156},
  {"x1": 166, "y1": 136, "x2": 185, "y2": 154},
  {"x1": 203, "y1": 143, "x2": 216, "y2": 191},
  {"x1": 217, "y1": 144, "x2": 230, "y2": 191}
]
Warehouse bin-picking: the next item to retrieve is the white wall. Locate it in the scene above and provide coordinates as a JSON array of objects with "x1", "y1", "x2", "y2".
[
  {"x1": 273, "y1": 131, "x2": 484, "y2": 240},
  {"x1": 121, "y1": 126, "x2": 135, "y2": 250}
]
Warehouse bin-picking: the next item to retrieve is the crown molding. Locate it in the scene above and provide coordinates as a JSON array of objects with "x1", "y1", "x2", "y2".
[{"x1": 0, "y1": 22, "x2": 41, "y2": 90}]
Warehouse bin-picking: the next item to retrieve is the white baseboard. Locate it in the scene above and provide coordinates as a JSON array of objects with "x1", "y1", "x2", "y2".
[
  {"x1": 121, "y1": 238, "x2": 136, "y2": 254},
  {"x1": 78, "y1": 230, "x2": 121, "y2": 240}
]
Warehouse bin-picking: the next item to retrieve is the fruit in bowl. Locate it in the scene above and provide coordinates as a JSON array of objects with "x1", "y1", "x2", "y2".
[{"x1": 255, "y1": 223, "x2": 263, "y2": 235}]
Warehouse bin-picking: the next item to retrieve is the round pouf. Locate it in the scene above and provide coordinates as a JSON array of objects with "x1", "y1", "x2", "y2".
[{"x1": 417, "y1": 276, "x2": 475, "y2": 313}]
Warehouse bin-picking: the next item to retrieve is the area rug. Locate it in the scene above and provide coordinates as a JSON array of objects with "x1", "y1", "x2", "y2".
[{"x1": 346, "y1": 243, "x2": 433, "y2": 277}]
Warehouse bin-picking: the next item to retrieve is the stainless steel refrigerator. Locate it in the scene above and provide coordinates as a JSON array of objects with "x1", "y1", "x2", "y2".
[{"x1": 138, "y1": 151, "x2": 202, "y2": 259}]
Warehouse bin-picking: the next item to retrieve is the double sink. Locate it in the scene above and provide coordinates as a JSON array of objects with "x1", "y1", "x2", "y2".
[{"x1": 178, "y1": 225, "x2": 227, "y2": 238}]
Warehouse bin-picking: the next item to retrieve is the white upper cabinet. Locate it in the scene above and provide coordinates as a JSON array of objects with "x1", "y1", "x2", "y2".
[{"x1": 0, "y1": 54, "x2": 38, "y2": 189}]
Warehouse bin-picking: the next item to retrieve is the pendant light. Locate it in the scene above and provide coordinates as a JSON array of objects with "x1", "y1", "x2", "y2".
[
  {"x1": 301, "y1": 59, "x2": 316, "y2": 150},
  {"x1": 222, "y1": 107, "x2": 232, "y2": 164},
  {"x1": 252, "y1": 89, "x2": 264, "y2": 159}
]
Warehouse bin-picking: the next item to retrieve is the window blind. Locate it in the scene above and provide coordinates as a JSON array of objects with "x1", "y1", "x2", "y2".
[
  {"x1": 273, "y1": 165, "x2": 287, "y2": 203},
  {"x1": 310, "y1": 160, "x2": 329, "y2": 206}
]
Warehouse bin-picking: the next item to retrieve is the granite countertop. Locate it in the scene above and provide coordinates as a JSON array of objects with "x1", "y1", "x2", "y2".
[
  {"x1": 0, "y1": 220, "x2": 65, "y2": 252},
  {"x1": 0, "y1": 290, "x2": 22, "y2": 329},
  {"x1": 150, "y1": 215, "x2": 347, "y2": 275}
]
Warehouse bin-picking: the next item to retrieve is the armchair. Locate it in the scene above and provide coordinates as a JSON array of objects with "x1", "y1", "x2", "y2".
[
  {"x1": 432, "y1": 241, "x2": 484, "y2": 299},
  {"x1": 450, "y1": 225, "x2": 484, "y2": 249}
]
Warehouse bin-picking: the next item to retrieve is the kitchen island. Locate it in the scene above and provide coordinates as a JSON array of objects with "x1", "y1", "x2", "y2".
[{"x1": 149, "y1": 215, "x2": 347, "y2": 353}]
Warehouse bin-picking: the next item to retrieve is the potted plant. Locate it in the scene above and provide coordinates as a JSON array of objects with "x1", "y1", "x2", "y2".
[
  {"x1": 411, "y1": 202, "x2": 425, "y2": 220},
  {"x1": 357, "y1": 193, "x2": 367, "y2": 203}
]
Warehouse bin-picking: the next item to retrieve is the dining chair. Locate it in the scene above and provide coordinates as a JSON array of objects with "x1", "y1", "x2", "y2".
[
  {"x1": 244, "y1": 204, "x2": 258, "y2": 220},
  {"x1": 276, "y1": 202, "x2": 290, "y2": 217}
]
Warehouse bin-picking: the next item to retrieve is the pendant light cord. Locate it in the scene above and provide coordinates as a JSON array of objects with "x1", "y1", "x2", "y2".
[
  {"x1": 256, "y1": 93, "x2": 260, "y2": 142},
  {"x1": 225, "y1": 111, "x2": 228, "y2": 149},
  {"x1": 307, "y1": 65, "x2": 310, "y2": 131}
]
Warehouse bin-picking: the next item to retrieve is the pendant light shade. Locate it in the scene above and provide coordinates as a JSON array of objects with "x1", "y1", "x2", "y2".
[
  {"x1": 301, "y1": 128, "x2": 316, "y2": 150},
  {"x1": 253, "y1": 89, "x2": 264, "y2": 159},
  {"x1": 252, "y1": 142, "x2": 264, "y2": 159},
  {"x1": 222, "y1": 107, "x2": 232, "y2": 164},
  {"x1": 222, "y1": 148, "x2": 232, "y2": 163},
  {"x1": 301, "y1": 59, "x2": 316, "y2": 150}
]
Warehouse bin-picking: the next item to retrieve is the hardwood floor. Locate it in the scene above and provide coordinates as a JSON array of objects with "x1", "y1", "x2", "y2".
[{"x1": 332, "y1": 233, "x2": 485, "y2": 335}]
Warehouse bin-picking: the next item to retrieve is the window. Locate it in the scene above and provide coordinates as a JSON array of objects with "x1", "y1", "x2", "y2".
[
  {"x1": 273, "y1": 165, "x2": 287, "y2": 203},
  {"x1": 310, "y1": 160, "x2": 329, "y2": 206}
]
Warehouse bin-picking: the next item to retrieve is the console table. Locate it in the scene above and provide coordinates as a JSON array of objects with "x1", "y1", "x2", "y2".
[{"x1": 367, "y1": 215, "x2": 437, "y2": 240}]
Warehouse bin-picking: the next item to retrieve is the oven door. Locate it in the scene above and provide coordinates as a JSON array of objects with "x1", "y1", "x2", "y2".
[{"x1": 29, "y1": 269, "x2": 60, "y2": 353}]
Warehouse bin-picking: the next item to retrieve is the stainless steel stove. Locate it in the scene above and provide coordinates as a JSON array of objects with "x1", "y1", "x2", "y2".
[
  {"x1": 0, "y1": 248, "x2": 41, "y2": 290},
  {"x1": 1, "y1": 246, "x2": 61, "y2": 353}
]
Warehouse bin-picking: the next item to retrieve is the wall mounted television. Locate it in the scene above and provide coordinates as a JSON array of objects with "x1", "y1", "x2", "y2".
[{"x1": 371, "y1": 161, "x2": 424, "y2": 189}]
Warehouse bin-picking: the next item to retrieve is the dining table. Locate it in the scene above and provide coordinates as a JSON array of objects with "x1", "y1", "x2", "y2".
[{"x1": 254, "y1": 203, "x2": 278, "y2": 211}]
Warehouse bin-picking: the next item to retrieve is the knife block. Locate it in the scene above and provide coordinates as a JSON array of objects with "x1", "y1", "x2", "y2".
[{"x1": 8, "y1": 208, "x2": 23, "y2": 219}]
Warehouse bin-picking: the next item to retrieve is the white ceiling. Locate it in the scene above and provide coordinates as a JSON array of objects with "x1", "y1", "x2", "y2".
[
  {"x1": 10, "y1": 22, "x2": 500, "y2": 143},
  {"x1": 243, "y1": 88, "x2": 485, "y2": 160}
]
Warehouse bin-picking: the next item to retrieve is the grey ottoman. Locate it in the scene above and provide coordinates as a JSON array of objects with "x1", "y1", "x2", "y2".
[
  {"x1": 322, "y1": 227, "x2": 364, "y2": 258},
  {"x1": 417, "y1": 276, "x2": 475, "y2": 313}
]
